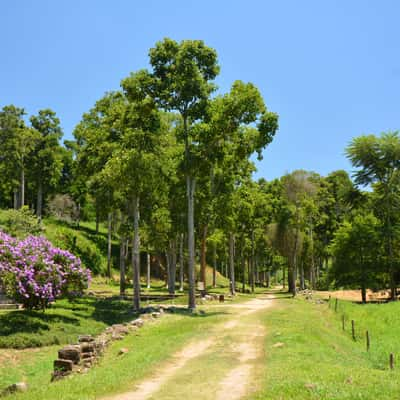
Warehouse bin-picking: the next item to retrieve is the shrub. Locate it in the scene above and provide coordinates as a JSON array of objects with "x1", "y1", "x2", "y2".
[
  {"x1": 48, "y1": 227, "x2": 105, "y2": 275},
  {"x1": 0, "y1": 232, "x2": 91, "y2": 310},
  {"x1": 47, "y1": 194, "x2": 79, "y2": 223},
  {"x1": 0, "y1": 206, "x2": 42, "y2": 238}
]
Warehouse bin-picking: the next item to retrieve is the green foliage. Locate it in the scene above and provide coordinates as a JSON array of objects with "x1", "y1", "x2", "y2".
[
  {"x1": 0, "y1": 207, "x2": 42, "y2": 238},
  {"x1": 330, "y1": 213, "x2": 383, "y2": 299},
  {"x1": 45, "y1": 224, "x2": 105, "y2": 275}
]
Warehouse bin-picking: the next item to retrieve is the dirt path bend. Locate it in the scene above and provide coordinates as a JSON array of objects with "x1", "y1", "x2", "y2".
[{"x1": 103, "y1": 294, "x2": 274, "y2": 400}]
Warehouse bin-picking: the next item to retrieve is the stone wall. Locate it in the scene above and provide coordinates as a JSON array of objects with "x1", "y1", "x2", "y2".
[{"x1": 51, "y1": 307, "x2": 165, "y2": 381}]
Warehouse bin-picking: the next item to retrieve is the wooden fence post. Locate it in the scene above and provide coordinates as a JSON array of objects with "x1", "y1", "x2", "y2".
[
  {"x1": 342, "y1": 315, "x2": 345, "y2": 331},
  {"x1": 351, "y1": 320, "x2": 356, "y2": 341},
  {"x1": 390, "y1": 353, "x2": 394, "y2": 370},
  {"x1": 335, "y1": 298, "x2": 338, "y2": 312},
  {"x1": 366, "y1": 330, "x2": 370, "y2": 351}
]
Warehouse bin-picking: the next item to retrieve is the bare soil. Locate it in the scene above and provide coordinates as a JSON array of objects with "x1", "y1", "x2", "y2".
[{"x1": 103, "y1": 295, "x2": 274, "y2": 400}]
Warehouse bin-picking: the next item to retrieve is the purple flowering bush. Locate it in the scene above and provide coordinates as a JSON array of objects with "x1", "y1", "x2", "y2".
[{"x1": 0, "y1": 231, "x2": 91, "y2": 310}]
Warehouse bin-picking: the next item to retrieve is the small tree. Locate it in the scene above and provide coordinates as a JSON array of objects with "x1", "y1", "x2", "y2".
[
  {"x1": 47, "y1": 194, "x2": 79, "y2": 223},
  {"x1": 330, "y1": 213, "x2": 382, "y2": 303}
]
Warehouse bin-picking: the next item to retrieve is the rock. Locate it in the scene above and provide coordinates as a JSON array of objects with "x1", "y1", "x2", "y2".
[
  {"x1": 118, "y1": 348, "x2": 129, "y2": 356},
  {"x1": 80, "y1": 343, "x2": 95, "y2": 354},
  {"x1": 112, "y1": 324, "x2": 130, "y2": 335},
  {"x1": 2, "y1": 382, "x2": 28, "y2": 395},
  {"x1": 128, "y1": 325, "x2": 138, "y2": 332},
  {"x1": 111, "y1": 333, "x2": 124, "y2": 341},
  {"x1": 131, "y1": 318, "x2": 144, "y2": 327},
  {"x1": 219, "y1": 294, "x2": 225, "y2": 303},
  {"x1": 82, "y1": 357, "x2": 96, "y2": 367},
  {"x1": 272, "y1": 342, "x2": 285, "y2": 348},
  {"x1": 78, "y1": 335, "x2": 95, "y2": 343},
  {"x1": 54, "y1": 359, "x2": 74, "y2": 372},
  {"x1": 152, "y1": 312, "x2": 161, "y2": 318},
  {"x1": 81, "y1": 352, "x2": 95, "y2": 359},
  {"x1": 58, "y1": 345, "x2": 81, "y2": 364}
]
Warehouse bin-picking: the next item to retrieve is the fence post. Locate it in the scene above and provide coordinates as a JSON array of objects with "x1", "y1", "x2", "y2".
[
  {"x1": 390, "y1": 353, "x2": 394, "y2": 370},
  {"x1": 366, "y1": 330, "x2": 370, "y2": 351},
  {"x1": 335, "y1": 298, "x2": 338, "y2": 312},
  {"x1": 351, "y1": 320, "x2": 356, "y2": 341},
  {"x1": 342, "y1": 315, "x2": 345, "y2": 331}
]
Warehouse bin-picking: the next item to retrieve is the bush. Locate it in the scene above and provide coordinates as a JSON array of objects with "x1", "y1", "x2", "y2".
[
  {"x1": 0, "y1": 231, "x2": 91, "y2": 310},
  {"x1": 47, "y1": 194, "x2": 79, "y2": 223},
  {"x1": 0, "y1": 207, "x2": 42, "y2": 238},
  {"x1": 48, "y1": 227, "x2": 105, "y2": 275}
]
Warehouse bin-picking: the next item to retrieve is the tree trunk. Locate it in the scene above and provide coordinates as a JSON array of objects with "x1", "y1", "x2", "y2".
[
  {"x1": 132, "y1": 195, "x2": 141, "y2": 311},
  {"x1": 388, "y1": 229, "x2": 396, "y2": 300},
  {"x1": 179, "y1": 233, "x2": 184, "y2": 291},
  {"x1": 289, "y1": 226, "x2": 299, "y2": 296},
  {"x1": 168, "y1": 238, "x2": 177, "y2": 295},
  {"x1": 13, "y1": 189, "x2": 18, "y2": 209},
  {"x1": 20, "y1": 166, "x2": 25, "y2": 208},
  {"x1": 241, "y1": 251, "x2": 245, "y2": 293},
  {"x1": 300, "y1": 262, "x2": 305, "y2": 290},
  {"x1": 146, "y1": 253, "x2": 151, "y2": 289},
  {"x1": 200, "y1": 225, "x2": 208, "y2": 289},
  {"x1": 107, "y1": 212, "x2": 112, "y2": 278},
  {"x1": 36, "y1": 180, "x2": 43, "y2": 221},
  {"x1": 165, "y1": 250, "x2": 170, "y2": 289},
  {"x1": 251, "y1": 231, "x2": 255, "y2": 293},
  {"x1": 212, "y1": 242, "x2": 217, "y2": 288},
  {"x1": 255, "y1": 256, "x2": 259, "y2": 284},
  {"x1": 95, "y1": 206, "x2": 100, "y2": 234},
  {"x1": 361, "y1": 285, "x2": 367, "y2": 304},
  {"x1": 229, "y1": 232, "x2": 236, "y2": 295},
  {"x1": 187, "y1": 175, "x2": 196, "y2": 309},
  {"x1": 119, "y1": 238, "x2": 126, "y2": 296},
  {"x1": 310, "y1": 225, "x2": 316, "y2": 289}
]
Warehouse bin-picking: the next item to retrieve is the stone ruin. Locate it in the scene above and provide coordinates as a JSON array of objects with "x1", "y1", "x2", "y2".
[{"x1": 51, "y1": 308, "x2": 164, "y2": 381}]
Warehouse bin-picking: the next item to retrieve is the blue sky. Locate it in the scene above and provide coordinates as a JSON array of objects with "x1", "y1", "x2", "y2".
[{"x1": 1, "y1": 1, "x2": 399, "y2": 180}]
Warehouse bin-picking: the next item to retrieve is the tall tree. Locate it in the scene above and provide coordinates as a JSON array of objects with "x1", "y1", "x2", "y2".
[
  {"x1": 30, "y1": 109, "x2": 63, "y2": 220},
  {"x1": 149, "y1": 38, "x2": 220, "y2": 309},
  {"x1": 346, "y1": 132, "x2": 400, "y2": 300}
]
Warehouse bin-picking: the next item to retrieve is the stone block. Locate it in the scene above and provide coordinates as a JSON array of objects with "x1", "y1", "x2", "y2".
[
  {"x1": 58, "y1": 345, "x2": 81, "y2": 364},
  {"x1": 54, "y1": 359, "x2": 74, "y2": 372}
]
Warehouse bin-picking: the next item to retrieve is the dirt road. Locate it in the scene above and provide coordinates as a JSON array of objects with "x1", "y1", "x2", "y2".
[{"x1": 102, "y1": 295, "x2": 274, "y2": 400}]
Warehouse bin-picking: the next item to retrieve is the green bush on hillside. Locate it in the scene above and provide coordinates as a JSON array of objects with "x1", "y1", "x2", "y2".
[
  {"x1": 0, "y1": 207, "x2": 42, "y2": 238},
  {"x1": 45, "y1": 226, "x2": 105, "y2": 275}
]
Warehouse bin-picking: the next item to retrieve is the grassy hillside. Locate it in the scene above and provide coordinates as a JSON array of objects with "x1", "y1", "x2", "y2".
[
  {"x1": 0, "y1": 297, "x2": 133, "y2": 348},
  {"x1": 0, "y1": 210, "x2": 112, "y2": 275},
  {"x1": 255, "y1": 293, "x2": 400, "y2": 399}
]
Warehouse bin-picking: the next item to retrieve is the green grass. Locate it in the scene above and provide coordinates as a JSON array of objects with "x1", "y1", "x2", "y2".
[
  {"x1": 2, "y1": 310, "x2": 228, "y2": 400},
  {"x1": 327, "y1": 297, "x2": 400, "y2": 370},
  {"x1": 254, "y1": 293, "x2": 400, "y2": 399},
  {"x1": 0, "y1": 297, "x2": 135, "y2": 348}
]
